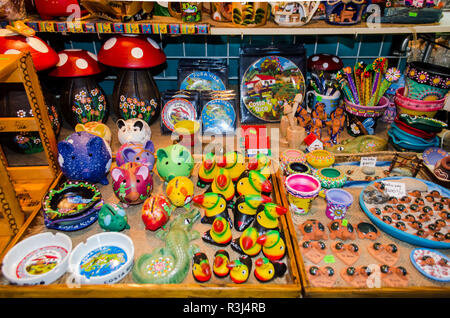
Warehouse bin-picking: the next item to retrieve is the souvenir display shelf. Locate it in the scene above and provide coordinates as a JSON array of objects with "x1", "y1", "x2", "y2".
[
  {"x1": 0, "y1": 153, "x2": 302, "y2": 298},
  {"x1": 278, "y1": 152, "x2": 450, "y2": 297},
  {"x1": 11, "y1": 13, "x2": 450, "y2": 35}
]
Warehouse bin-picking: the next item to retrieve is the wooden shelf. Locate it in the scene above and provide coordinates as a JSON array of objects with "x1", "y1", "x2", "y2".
[{"x1": 6, "y1": 12, "x2": 450, "y2": 36}]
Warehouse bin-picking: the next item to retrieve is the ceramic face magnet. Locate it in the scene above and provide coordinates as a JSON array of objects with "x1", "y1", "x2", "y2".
[
  {"x1": 117, "y1": 118, "x2": 152, "y2": 145},
  {"x1": 156, "y1": 144, "x2": 194, "y2": 182},
  {"x1": 115, "y1": 140, "x2": 155, "y2": 170},
  {"x1": 111, "y1": 162, "x2": 153, "y2": 206},
  {"x1": 57, "y1": 131, "x2": 112, "y2": 185}
]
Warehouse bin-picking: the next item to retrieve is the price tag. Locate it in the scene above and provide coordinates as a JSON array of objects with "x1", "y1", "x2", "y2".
[
  {"x1": 360, "y1": 157, "x2": 377, "y2": 167},
  {"x1": 409, "y1": 12, "x2": 418, "y2": 17},
  {"x1": 383, "y1": 181, "x2": 406, "y2": 198},
  {"x1": 323, "y1": 255, "x2": 336, "y2": 264},
  {"x1": 342, "y1": 219, "x2": 348, "y2": 227}
]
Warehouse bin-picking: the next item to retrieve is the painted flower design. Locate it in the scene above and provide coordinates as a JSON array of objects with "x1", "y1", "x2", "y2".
[
  {"x1": 328, "y1": 205, "x2": 345, "y2": 219},
  {"x1": 430, "y1": 76, "x2": 442, "y2": 87},
  {"x1": 119, "y1": 95, "x2": 158, "y2": 123},
  {"x1": 71, "y1": 89, "x2": 106, "y2": 124},
  {"x1": 416, "y1": 71, "x2": 429, "y2": 84},
  {"x1": 350, "y1": 123, "x2": 360, "y2": 135},
  {"x1": 408, "y1": 68, "x2": 416, "y2": 78},
  {"x1": 17, "y1": 109, "x2": 27, "y2": 118}
]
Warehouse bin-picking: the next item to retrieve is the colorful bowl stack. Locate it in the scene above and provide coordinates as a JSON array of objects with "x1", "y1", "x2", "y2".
[
  {"x1": 395, "y1": 61, "x2": 449, "y2": 118},
  {"x1": 388, "y1": 114, "x2": 447, "y2": 152}
]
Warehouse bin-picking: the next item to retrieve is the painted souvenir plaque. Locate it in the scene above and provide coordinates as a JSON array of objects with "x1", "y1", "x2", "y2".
[
  {"x1": 79, "y1": 246, "x2": 127, "y2": 279},
  {"x1": 162, "y1": 97, "x2": 197, "y2": 132},
  {"x1": 241, "y1": 56, "x2": 305, "y2": 122},
  {"x1": 201, "y1": 99, "x2": 236, "y2": 133},
  {"x1": 180, "y1": 71, "x2": 226, "y2": 91}
]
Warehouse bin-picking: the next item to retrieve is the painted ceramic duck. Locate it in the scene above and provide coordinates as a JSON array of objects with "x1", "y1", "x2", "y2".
[
  {"x1": 258, "y1": 229, "x2": 286, "y2": 261},
  {"x1": 207, "y1": 168, "x2": 235, "y2": 204},
  {"x1": 253, "y1": 202, "x2": 287, "y2": 235},
  {"x1": 193, "y1": 192, "x2": 232, "y2": 227},
  {"x1": 201, "y1": 216, "x2": 232, "y2": 247},
  {"x1": 236, "y1": 170, "x2": 272, "y2": 197},
  {"x1": 233, "y1": 194, "x2": 272, "y2": 232},
  {"x1": 192, "y1": 252, "x2": 211, "y2": 283},
  {"x1": 254, "y1": 257, "x2": 287, "y2": 283},
  {"x1": 231, "y1": 226, "x2": 262, "y2": 257},
  {"x1": 213, "y1": 249, "x2": 230, "y2": 278},
  {"x1": 247, "y1": 153, "x2": 272, "y2": 180},
  {"x1": 227, "y1": 255, "x2": 252, "y2": 284},
  {"x1": 217, "y1": 151, "x2": 246, "y2": 182},
  {"x1": 197, "y1": 152, "x2": 219, "y2": 188}
]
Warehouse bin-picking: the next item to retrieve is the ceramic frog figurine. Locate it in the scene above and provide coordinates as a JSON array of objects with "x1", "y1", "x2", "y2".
[{"x1": 156, "y1": 144, "x2": 194, "y2": 182}]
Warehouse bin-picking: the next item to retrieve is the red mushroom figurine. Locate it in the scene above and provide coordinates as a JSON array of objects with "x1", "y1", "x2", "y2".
[
  {"x1": 34, "y1": 0, "x2": 83, "y2": 20},
  {"x1": 48, "y1": 49, "x2": 108, "y2": 128},
  {"x1": 307, "y1": 53, "x2": 343, "y2": 80},
  {"x1": 0, "y1": 29, "x2": 61, "y2": 154},
  {"x1": 98, "y1": 35, "x2": 166, "y2": 125}
]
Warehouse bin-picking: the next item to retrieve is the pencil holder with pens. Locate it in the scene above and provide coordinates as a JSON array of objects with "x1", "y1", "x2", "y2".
[{"x1": 306, "y1": 90, "x2": 341, "y2": 119}]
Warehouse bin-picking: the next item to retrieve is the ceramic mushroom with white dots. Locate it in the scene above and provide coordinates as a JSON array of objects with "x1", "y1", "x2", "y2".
[
  {"x1": 48, "y1": 49, "x2": 108, "y2": 128},
  {"x1": 98, "y1": 35, "x2": 167, "y2": 125}
]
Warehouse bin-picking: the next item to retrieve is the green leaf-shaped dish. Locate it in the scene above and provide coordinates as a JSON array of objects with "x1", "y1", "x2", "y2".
[{"x1": 398, "y1": 114, "x2": 447, "y2": 133}]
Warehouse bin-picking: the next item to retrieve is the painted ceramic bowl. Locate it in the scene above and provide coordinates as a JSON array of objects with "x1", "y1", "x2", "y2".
[
  {"x1": 393, "y1": 117, "x2": 436, "y2": 139},
  {"x1": 434, "y1": 156, "x2": 450, "y2": 181},
  {"x1": 423, "y1": 147, "x2": 448, "y2": 167},
  {"x1": 43, "y1": 181, "x2": 103, "y2": 231},
  {"x1": 410, "y1": 248, "x2": 450, "y2": 282},
  {"x1": 395, "y1": 88, "x2": 445, "y2": 118},
  {"x1": 280, "y1": 149, "x2": 306, "y2": 173},
  {"x1": 344, "y1": 96, "x2": 389, "y2": 118},
  {"x1": 287, "y1": 162, "x2": 310, "y2": 176},
  {"x1": 388, "y1": 129, "x2": 440, "y2": 152},
  {"x1": 285, "y1": 173, "x2": 321, "y2": 215},
  {"x1": 389, "y1": 123, "x2": 437, "y2": 144},
  {"x1": 306, "y1": 149, "x2": 335, "y2": 169},
  {"x1": 1, "y1": 232, "x2": 72, "y2": 285},
  {"x1": 404, "y1": 61, "x2": 450, "y2": 101},
  {"x1": 68, "y1": 232, "x2": 134, "y2": 285},
  {"x1": 397, "y1": 114, "x2": 447, "y2": 133},
  {"x1": 313, "y1": 167, "x2": 347, "y2": 189}
]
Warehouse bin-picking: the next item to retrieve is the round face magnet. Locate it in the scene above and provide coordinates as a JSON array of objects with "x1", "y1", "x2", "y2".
[
  {"x1": 161, "y1": 97, "x2": 197, "y2": 132},
  {"x1": 241, "y1": 55, "x2": 305, "y2": 122}
]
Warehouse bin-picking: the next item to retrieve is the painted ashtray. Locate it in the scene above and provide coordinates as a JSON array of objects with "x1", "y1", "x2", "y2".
[
  {"x1": 410, "y1": 248, "x2": 450, "y2": 282},
  {"x1": 68, "y1": 232, "x2": 134, "y2": 285},
  {"x1": 1, "y1": 232, "x2": 72, "y2": 285},
  {"x1": 43, "y1": 181, "x2": 103, "y2": 231},
  {"x1": 313, "y1": 167, "x2": 347, "y2": 189},
  {"x1": 161, "y1": 97, "x2": 197, "y2": 132}
]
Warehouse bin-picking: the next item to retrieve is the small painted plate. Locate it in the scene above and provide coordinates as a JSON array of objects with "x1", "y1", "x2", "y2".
[
  {"x1": 410, "y1": 248, "x2": 450, "y2": 282},
  {"x1": 68, "y1": 232, "x2": 134, "y2": 285},
  {"x1": 201, "y1": 99, "x2": 236, "y2": 134},
  {"x1": 1, "y1": 232, "x2": 72, "y2": 285},
  {"x1": 180, "y1": 71, "x2": 226, "y2": 91},
  {"x1": 423, "y1": 147, "x2": 448, "y2": 167},
  {"x1": 162, "y1": 97, "x2": 197, "y2": 132}
]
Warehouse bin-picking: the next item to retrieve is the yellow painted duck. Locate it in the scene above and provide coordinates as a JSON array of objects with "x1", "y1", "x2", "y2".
[
  {"x1": 231, "y1": 226, "x2": 262, "y2": 257},
  {"x1": 201, "y1": 216, "x2": 232, "y2": 246},
  {"x1": 236, "y1": 170, "x2": 272, "y2": 197},
  {"x1": 258, "y1": 229, "x2": 286, "y2": 261},
  {"x1": 213, "y1": 249, "x2": 230, "y2": 278},
  {"x1": 197, "y1": 152, "x2": 219, "y2": 188},
  {"x1": 253, "y1": 202, "x2": 287, "y2": 235},
  {"x1": 217, "y1": 151, "x2": 246, "y2": 182},
  {"x1": 227, "y1": 255, "x2": 252, "y2": 284},
  {"x1": 192, "y1": 252, "x2": 211, "y2": 283},
  {"x1": 193, "y1": 192, "x2": 232, "y2": 227},
  {"x1": 233, "y1": 194, "x2": 272, "y2": 232},
  {"x1": 254, "y1": 257, "x2": 287, "y2": 283},
  {"x1": 247, "y1": 153, "x2": 272, "y2": 180},
  {"x1": 208, "y1": 167, "x2": 235, "y2": 203}
]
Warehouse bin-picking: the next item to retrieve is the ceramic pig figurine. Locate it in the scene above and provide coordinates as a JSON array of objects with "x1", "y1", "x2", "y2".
[
  {"x1": 98, "y1": 203, "x2": 130, "y2": 232},
  {"x1": 117, "y1": 118, "x2": 152, "y2": 145},
  {"x1": 57, "y1": 131, "x2": 112, "y2": 185},
  {"x1": 116, "y1": 140, "x2": 155, "y2": 170},
  {"x1": 156, "y1": 144, "x2": 194, "y2": 183},
  {"x1": 75, "y1": 122, "x2": 112, "y2": 145},
  {"x1": 111, "y1": 162, "x2": 153, "y2": 206}
]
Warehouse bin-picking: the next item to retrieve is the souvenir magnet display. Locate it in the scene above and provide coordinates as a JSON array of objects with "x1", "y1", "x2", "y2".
[{"x1": 300, "y1": 240, "x2": 327, "y2": 264}]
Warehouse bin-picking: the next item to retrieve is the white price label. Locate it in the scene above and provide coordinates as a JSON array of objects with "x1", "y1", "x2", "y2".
[
  {"x1": 383, "y1": 181, "x2": 406, "y2": 198},
  {"x1": 360, "y1": 157, "x2": 377, "y2": 167}
]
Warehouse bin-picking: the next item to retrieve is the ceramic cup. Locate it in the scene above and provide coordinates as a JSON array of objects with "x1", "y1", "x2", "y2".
[
  {"x1": 307, "y1": 90, "x2": 342, "y2": 119},
  {"x1": 404, "y1": 61, "x2": 450, "y2": 101},
  {"x1": 324, "y1": 188, "x2": 353, "y2": 220},
  {"x1": 285, "y1": 173, "x2": 321, "y2": 215},
  {"x1": 173, "y1": 120, "x2": 200, "y2": 147}
]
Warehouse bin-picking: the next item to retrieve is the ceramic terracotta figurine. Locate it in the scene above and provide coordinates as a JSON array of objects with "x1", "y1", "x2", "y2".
[
  {"x1": 231, "y1": 226, "x2": 263, "y2": 257},
  {"x1": 217, "y1": 151, "x2": 246, "y2": 183},
  {"x1": 98, "y1": 203, "x2": 130, "y2": 232},
  {"x1": 117, "y1": 118, "x2": 152, "y2": 145},
  {"x1": 297, "y1": 107, "x2": 312, "y2": 131},
  {"x1": 252, "y1": 202, "x2": 287, "y2": 235},
  {"x1": 141, "y1": 194, "x2": 171, "y2": 231},
  {"x1": 258, "y1": 229, "x2": 286, "y2": 261},
  {"x1": 207, "y1": 168, "x2": 235, "y2": 205},
  {"x1": 310, "y1": 117, "x2": 324, "y2": 140},
  {"x1": 312, "y1": 102, "x2": 328, "y2": 122}
]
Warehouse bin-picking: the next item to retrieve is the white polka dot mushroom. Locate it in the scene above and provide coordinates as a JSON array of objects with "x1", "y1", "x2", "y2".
[
  {"x1": 97, "y1": 35, "x2": 167, "y2": 125},
  {"x1": 0, "y1": 29, "x2": 58, "y2": 71},
  {"x1": 48, "y1": 49, "x2": 108, "y2": 128},
  {"x1": 307, "y1": 53, "x2": 343, "y2": 79}
]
